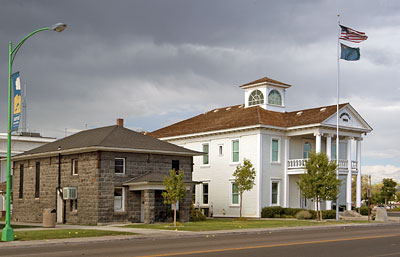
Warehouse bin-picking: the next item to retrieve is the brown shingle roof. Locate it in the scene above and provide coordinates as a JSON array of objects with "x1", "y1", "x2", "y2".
[
  {"x1": 150, "y1": 103, "x2": 348, "y2": 138},
  {"x1": 17, "y1": 125, "x2": 200, "y2": 157},
  {"x1": 240, "y1": 77, "x2": 292, "y2": 88}
]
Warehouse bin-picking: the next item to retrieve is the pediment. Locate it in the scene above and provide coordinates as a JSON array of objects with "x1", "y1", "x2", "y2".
[{"x1": 322, "y1": 105, "x2": 372, "y2": 131}]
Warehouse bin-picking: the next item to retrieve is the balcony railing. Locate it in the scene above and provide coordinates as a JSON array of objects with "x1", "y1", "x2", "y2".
[{"x1": 288, "y1": 158, "x2": 358, "y2": 171}]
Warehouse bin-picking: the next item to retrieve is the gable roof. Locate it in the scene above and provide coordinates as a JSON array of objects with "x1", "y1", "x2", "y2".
[
  {"x1": 16, "y1": 125, "x2": 200, "y2": 159},
  {"x1": 149, "y1": 103, "x2": 351, "y2": 139}
]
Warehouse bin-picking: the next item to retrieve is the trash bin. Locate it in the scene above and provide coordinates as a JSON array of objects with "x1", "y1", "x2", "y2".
[{"x1": 43, "y1": 208, "x2": 56, "y2": 228}]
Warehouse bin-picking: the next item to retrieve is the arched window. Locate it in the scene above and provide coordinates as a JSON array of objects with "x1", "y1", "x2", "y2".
[
  {"x1": 268, "y1": 90, "x2": 282, "y2": 106},
  {"x1": 248, "y1": 90, "x2": 264, "y2": 106},
  {"x1": 303, "y1": 142, "x2": 311, "y2": 159}
]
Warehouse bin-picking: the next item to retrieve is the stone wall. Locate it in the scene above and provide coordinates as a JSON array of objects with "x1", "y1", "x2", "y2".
[
  {"x1": 12, "y1": 152, "x2": 100, "y2": 224},
  {"x1": 13, "y1": 151, "x2": 193, "y2": 225}
]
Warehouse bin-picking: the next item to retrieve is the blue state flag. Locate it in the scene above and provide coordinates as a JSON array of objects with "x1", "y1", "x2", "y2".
[
  {"x1": 340, "y1": 43, "x2": 360, "y2": 61},
  {"x1": 11, "y1": 72, "x2": 22, "y2": 131}
]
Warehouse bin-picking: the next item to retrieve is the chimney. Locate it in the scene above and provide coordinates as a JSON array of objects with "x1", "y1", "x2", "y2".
[{"x1": 116, "y1": 118, "x2": 124, "y2": 127}]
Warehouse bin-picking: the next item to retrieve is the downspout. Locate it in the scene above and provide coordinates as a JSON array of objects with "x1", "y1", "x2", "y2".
[{"x1": 57, "y1": 146, "x2": 65, "y2": 224}]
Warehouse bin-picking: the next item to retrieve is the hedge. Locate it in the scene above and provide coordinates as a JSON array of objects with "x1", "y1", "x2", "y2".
[{"x1": 261, "y1": 206, "x2": 336, "y2": 219}]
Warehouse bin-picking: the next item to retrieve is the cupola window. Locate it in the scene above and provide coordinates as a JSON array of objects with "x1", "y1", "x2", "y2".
[
  {"x1": 268, "y1": 90, "x2": 282, "y2": 106},
  {"x1": 248, "y1": 90, "x2": 264, "y2": 106}
]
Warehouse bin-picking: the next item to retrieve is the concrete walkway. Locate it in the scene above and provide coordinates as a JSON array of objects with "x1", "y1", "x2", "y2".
[{"x1": 1, "y1": 220, "x2": 400, "y2": 248}]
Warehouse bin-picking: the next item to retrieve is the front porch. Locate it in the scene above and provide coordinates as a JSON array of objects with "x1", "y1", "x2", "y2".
[{"x1": 282, "y1": 131, "x2": 363, "y2": 211}]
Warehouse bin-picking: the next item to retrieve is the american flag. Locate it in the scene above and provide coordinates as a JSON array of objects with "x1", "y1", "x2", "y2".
[{"x1": 339, "y1": 25, "x2": 368, "y2": 43}]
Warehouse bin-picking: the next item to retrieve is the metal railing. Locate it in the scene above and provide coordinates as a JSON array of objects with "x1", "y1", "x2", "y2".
[{"x1": 288, "y1": 158, "x2": 358, "y2": 170}]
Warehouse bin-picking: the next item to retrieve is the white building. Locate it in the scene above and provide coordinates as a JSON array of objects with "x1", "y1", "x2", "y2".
[
  {"x1": 0, "y1": 132, "x2": 55, "y2": 212},
  {"x1": 150, "y1": 77, "x2": 372, "y2": 217}
]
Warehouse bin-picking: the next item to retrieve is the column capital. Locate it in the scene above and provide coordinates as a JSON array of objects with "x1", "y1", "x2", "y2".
[
  {"x1": 313, "y1": 132, "x2": 322, "y2": 137},
  {"x1": 354, "y1": 137, "x2": 363, "y2": 142},
  {"x1": 345, "y1": 136, "x2": 354, "y2": 140},
  {"x1": 324, "y1": 133, "x2": 333, "y2": 138}
]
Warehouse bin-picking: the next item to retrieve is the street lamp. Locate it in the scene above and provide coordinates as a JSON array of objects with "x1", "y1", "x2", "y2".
[{"x1": 2, "y1": 23, "x2": 67, "y2": 242}]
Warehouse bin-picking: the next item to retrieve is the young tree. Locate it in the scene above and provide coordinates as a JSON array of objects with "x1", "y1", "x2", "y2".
[
  {"x1": 381, "y1": 178, "x2": 397, "y2": 208},
  {"x1": 233, "y1": 158, "x2": 256, "y2": 218},
  {"x1": 162, "y1": 170, "x2": 187, "y2": 227},
  {"x1": 296, "y1": 152, "x2": 340, "y2": 221}
]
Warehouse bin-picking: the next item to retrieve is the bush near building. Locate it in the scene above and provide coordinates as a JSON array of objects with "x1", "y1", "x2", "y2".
[{"x1": 261, "y1": 207, "x2": 336, "y2": 219}]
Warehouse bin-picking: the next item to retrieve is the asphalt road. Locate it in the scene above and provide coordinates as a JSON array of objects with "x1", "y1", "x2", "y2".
[{"x1": 2, "y1": 225, "x2": 400, "y2": 257}]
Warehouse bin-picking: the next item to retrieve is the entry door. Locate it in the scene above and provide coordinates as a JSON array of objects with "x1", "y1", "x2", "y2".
[
  {"x1": 140, "y1": 191, "x2": 144, "y2": 223},
  {"x1": 57, "y1": 189, "x2": 63, "y2": 223}
]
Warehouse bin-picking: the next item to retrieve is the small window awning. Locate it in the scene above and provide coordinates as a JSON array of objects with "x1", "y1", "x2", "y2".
[{"x1": 123, "y1": 172, "x2": 196, "y2": 191}]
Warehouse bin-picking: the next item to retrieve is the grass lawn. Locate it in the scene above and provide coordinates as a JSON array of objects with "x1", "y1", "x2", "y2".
[
  {"x1": 0, "y1": 229, "x2": 136, "y2": 241},
  {"x1": 123, "y1": 219, "x2": 371, "y2": 231}
]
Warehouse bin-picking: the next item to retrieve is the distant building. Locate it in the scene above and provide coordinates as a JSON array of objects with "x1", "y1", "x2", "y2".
[
  {"x1": 0, "y1": 132, "x2": 55, "y2": 213},
  {"x1": 150, "y1": 77, "x2": 373, "y2": 217},
  {"x1": 12, "y1": 119, "x2": 199, "y2": 225}
]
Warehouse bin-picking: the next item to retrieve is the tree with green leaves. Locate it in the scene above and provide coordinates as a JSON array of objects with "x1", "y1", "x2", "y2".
[
  {"x1": 381, "y1": 178, "x2": 397, "y2": 208},
  {"x1": 296, "y1": 152, "x2": 340, "y2": 221},
  {"x1": 233, "y1": 158, "x2": 256, "y2": 218},
  {"x1": 162, "y1": 170, "x2": 187, "y2": 227}
]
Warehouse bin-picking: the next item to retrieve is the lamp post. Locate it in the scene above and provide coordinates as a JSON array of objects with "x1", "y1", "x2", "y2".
[{"x1": 2, "y1": 23, "x2": 67, "y2": 242}]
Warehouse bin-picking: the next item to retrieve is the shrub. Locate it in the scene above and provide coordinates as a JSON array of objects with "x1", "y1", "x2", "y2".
[
  {"x1": 189, "y1": 205, "x2": 206, "y2": 222},
  {"x1": 283, "y1": 208, "x2": 305, "y2": 217},
  {"x1": 310, "y1": 210, "x2": 336, "y2": 219},
  {"x1": 359, "y1": 206, "x2": 371, "y2": 216},
  {"x1": 261, "y1": 206, "x2": 284, "y2": 218},
  {"x1": 295, "y1": 210, "x2": 312, "y2": 219}
]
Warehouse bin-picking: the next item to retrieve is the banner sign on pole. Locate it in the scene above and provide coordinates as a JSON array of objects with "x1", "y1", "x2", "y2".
[{"x1": 11, "y1": 72, "x2": 21, "y2": 132}]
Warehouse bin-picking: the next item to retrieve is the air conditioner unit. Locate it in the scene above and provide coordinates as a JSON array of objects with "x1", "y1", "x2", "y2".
[{"x1": 63, "y1": 187, "x2": 77, "y2": 200}]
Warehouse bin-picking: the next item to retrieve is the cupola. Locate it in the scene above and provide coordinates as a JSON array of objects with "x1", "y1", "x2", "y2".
[{"x1": 239, "y1": 76, "x2": 291, "y2": 113}]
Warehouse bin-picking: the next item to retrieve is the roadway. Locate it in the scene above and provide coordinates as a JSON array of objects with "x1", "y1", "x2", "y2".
[{"x1": 1, "y1": 224, "x2": 400, "y2": 257}]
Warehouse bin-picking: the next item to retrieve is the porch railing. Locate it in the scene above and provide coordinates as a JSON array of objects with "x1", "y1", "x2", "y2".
[{"x1": 288, "y1": 158, "x2": 358, "y2": 171}]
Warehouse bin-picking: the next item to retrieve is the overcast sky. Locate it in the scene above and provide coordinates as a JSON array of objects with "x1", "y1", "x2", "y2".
[{"x1": 1, "y1": 0, "x2": 400, "y2": 183}]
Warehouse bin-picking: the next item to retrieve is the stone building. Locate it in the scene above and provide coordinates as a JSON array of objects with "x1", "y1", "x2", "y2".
[{"x1": 12, "y1": 119, "x2": 199, "y2": 225}]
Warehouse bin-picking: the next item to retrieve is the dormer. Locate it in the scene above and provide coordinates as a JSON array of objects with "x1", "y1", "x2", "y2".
[{"x1": 239, "y1": 77, "x2": 291, "y2": 113}]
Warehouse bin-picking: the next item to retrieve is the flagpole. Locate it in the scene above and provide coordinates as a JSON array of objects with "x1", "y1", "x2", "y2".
[{"x1": 336, "y1": 14, "x2": 340, "y2": 221}]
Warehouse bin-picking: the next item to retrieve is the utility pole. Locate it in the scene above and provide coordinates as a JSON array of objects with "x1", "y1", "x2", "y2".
[{"x1": 368, "y1": 175, "x2": 371, "y2": 222}]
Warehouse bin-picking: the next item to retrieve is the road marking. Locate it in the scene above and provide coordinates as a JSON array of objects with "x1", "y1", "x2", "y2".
[
  {"x1": 138, "y1": 233, "x2": 400, "y2": 257},
  {"x1": 368, "y1": 253, "x2": 400, "y2": 257}
]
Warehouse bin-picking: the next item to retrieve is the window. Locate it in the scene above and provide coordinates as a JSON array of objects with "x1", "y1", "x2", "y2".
[
  {"x1": 70, "y1": 199, "x2": 78, "y2": 211},
  {"x1": 271, "y1": 181, "x2": 279, "y2": 205},
  {"x1": 35, "y1": 162, "x2": 40, "y2": 198},
  {"x1": 72, "y1": 159, "x2": 78, "y2": 175},
  {"x1": 232, "y1": 183, "x2": 239, "y2": 205},
  {"x1": 303, "y1": 142, "x2": 311, "y2": 158},
  {"x1": 331, "y1": 143, "x2": 337, "y2": 160},
  {"x1": 271, "y1": 139, "x2": 279, "y2": 162},
  {"x1": 202, "y1": 144, "x2": 209, "y2": 165},
  {"x1": 218, "y1": 145, "x2": 223, "y2": 156},
  {"x1": 232, "y1": 140, "x2": 239, "y2": 163},
  {"x1": 268, "y1": 90, "x2": 282, "y2": 106},
  {"x1": 172, "y1": 160, "x2": 179, "y2": 171},
  {"x1": 115, "y1": 158, "x2": 125, "y2": 174},
  {"x1": 114, "y1": 187, "x2": 125, "y2": 211},
  {"x1": 248, "y1": 90, "x2": 264, "y2": 106},
  {"x1": 202, "y1": 183, "x2": 209, "y2": 205},
  {"x1": 19, "y1": 164, "x2": 24, "y2": 199}
]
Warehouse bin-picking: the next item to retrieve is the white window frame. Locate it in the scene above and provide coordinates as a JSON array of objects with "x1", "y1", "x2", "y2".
[
  {"x1": 115, "y1": 158, "x2": 126, "y2": 174},
  {"x1": 201, "y1": 143, "x2": 210, "y2": 166},
  {"x1": 230, "y1": 181, "x2": 240, "y2": 206},
  {"x1": 114, "y1": 187, "x2": 125, "y2": 212},
  {"x1": 201, "y1": 183, "x2": 209, "y2": 206},
  {"x1": 231, "y1": 139, "x2": 240, "y2": 164},
  {"x1": 270, "y1": 180, "x2": 280, "y2": 206},
  {"x1": 72, "y1": 159, "x2": 78, "y2": 176},
  {"x1": 270, "y1": 137, "x2": 281, "y2": 164}
]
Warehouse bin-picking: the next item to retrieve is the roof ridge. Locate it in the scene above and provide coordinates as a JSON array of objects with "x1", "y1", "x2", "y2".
[
  {"x1": 97, "y1": 125, "x2": 119, "y2": 146},
  {"x1": 288, "y1": 103, "x2": 348, "y2": 114}
]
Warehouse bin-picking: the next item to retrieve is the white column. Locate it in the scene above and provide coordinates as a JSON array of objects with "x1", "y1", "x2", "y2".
[
  {"x1": 257, "y1": 133, "x2": 263, "y2": 217},
  {"x1": 315, "y1": 133, "x2": 322, "y2": 153},
  {"x1": 326, "y1": 134, "x2": 332, "y2": 210},
  {"x1": 356, "y1": 138, "x2": 362, "y2": 208},
  {"x1": 346, "y1": 137, "x2": 353, "y2": 211},
  {"x1": 284, "y1": 137, "x2": 290, "y2": 208}
]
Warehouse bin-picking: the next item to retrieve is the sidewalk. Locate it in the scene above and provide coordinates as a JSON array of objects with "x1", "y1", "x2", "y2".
[{"x1": 1, "y1": 220, "x2": 399, "y2": 248}]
